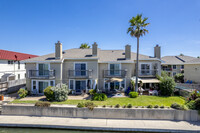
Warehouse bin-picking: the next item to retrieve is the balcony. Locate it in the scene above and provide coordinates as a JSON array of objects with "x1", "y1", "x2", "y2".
[
  {"x1": 138, "y1": 69, "x2": 158, "y2": 77},
  {"x1": 68, "y1": 70, "x2": 92, "y2": 79},
  {"x1": 29, "y1": 70, "x2": 55, "y2": 79},
  {"x1": 162, "y1": 68, "x2": 172, "y2": 71},
  {"x1": 104, "y1": 70, "x2": 127, "y2": 78}
]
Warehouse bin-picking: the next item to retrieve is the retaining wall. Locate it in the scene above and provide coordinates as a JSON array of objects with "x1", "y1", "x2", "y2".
[{"x1": 2, "y1": 104, "x2": 200, "y2": 121}]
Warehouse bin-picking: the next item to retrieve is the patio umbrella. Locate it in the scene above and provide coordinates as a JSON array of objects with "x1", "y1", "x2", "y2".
[{"x1": 105, "y1": 78, "x2": 123, "y2": 83}]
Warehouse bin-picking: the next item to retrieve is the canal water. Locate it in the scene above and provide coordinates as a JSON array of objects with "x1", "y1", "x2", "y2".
[{"x1": 0, "y1": 128, "x2": 152, "y2": 133}]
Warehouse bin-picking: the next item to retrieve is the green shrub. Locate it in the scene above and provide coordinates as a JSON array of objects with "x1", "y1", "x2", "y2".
[
  {"x1": 129, "y1": 92, "x2": 138, "y2": 98},
  {"x1": 160, "y1": 76, "x2": 175, "y2": 96},
  {"x1": 89, "y1": 89, "x2": 96, "y2": 95},
  {"x1": 127, "y1": 104, "x2": 132, "y2": 108},
  {"x1": 131, "y1": 80, "x2": 135, "y2": 91},
  {"x1": 92, "y1": 93, "x2": 107, "y2": 101},
  {"x1": 35, "y1": 101, "x2": 50, "y2": 107},
  {"x1": 85, "y1": 102, "x2": 97, "y2": 111},
  {"x1": 171, "y1": 103, "x2": 188, "y2": 110},
  {"x1": 44, "y1": 86, "x2": 54, "y2": 101},
  {"x1": 154, "y1": 105, "x2": 159, "y2": 108},
  {"x1": 135, "y1": 106, "x2": 138, "y2": 108},
  {"x1": 110, "y1": 105, "x2": 113, "y2": 108},
  {"x1": 188, "y1": 90, "x2": 200, "y2": 101},
  {"x1": 147, "y1": 105, "x2": 153, "y2": 108},
  {"x1": 17, "y1": 89, "x2": 28, "y2": 98},
  {"x1": 174, "y1": 73, "x2": 184, "y2": 83},
  {"x1": 194, "y1": 98, "x2": 200, "y2": 110},
  {"x1": 51, "y1": 83, "x2": 70, "y2": 102},
  {"x1": 102, "y1": 105, "x2": 106, "y2": 108},
  {"x1": 186, "y1": 100, "x2": 195, "y2": 110},
  {"x1": 160, "y1": 106, "x2": 165, "y2": 109},
  {"x1": 115, "y1": 104, "x2": 120, "y2": 108},
  {"x1": 141, "y1": 106, "x2": 144, "y2": 108},
  {"x1": 123, "y1": 105, "x2": 126, "y2": 108},
  {"x1": 77, "y1": 102, "x2": 85, "y2": 108}
]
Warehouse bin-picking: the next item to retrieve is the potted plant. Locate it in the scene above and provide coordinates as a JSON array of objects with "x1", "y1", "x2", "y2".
[
  {"x1": 0, "y1": 94, "x2": 4, "y2": 101},
  {"x1": 0, "y1": 88, "x2": 3, "y2": 101}
]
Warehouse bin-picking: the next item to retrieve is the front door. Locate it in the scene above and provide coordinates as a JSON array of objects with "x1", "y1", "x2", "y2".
[
  {"x1": 75, "y1": 81, "x2": 86, "y2": 93},
  {"x1": 38, "y1": 81, "x2": 48, "y2": 94},
  {"x1": 110, "y1": 81, "x2": 120, "y2": 91}
]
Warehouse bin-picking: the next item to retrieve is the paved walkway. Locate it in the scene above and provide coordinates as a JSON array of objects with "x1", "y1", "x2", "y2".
[
  {"x1": 20, "y1": 94, "x2": 91, "y2": 101},
  {"x1": 0, "y1": 115, "x2": 199, "y2": 132}
]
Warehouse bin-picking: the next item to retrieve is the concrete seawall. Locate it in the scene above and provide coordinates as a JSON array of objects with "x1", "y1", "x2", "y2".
[{"x1": 2, "y1": 104, "x2": 200, "y2": 121}]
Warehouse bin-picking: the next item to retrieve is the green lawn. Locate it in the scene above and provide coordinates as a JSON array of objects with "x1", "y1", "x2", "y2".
[{"x1": 10, "y1": 96, "x2": 185, "y2": 107}]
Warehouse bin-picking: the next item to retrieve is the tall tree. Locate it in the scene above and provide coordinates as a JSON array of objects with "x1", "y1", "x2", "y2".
[
  {"x1": 127, "y1": 14, "x2": 150, "y2": 92},
  {"x1": 80, "y1": 43, "x2": 90, "y2": 49}
]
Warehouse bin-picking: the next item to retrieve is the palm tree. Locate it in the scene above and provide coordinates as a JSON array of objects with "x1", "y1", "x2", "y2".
[
  {"x1": 79, "y1": 43, "x2": 90, "y2": 49},
  {"x1": 127, "y1": 14, "x2": 150, "y2": 92}
]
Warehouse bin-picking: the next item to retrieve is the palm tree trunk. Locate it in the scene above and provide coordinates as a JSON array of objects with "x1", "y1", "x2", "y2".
[{"x1": 135, "y1": 37, "x2": 139, "y2": 92}]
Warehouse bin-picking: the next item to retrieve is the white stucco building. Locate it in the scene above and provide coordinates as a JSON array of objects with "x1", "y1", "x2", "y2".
[{"x1": 0, "y1": 49, "x2": 38, "y2": 82}]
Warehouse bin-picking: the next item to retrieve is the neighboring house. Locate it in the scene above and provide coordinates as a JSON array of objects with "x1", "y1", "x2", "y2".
[
  {"x1": 184, "y1": 58, "x2": 200, "y2": 83},
  {"x1": 24, "y1": 41, "x2": 161, "y2": 95},
  {"x1": 0, "y1": 49, "x2": 38, "y2": 82},
  {"x1": 161, "y1": 55, "x2": 197, "y2": 77}
]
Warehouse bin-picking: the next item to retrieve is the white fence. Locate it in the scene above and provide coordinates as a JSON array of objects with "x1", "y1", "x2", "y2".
[{"x1": 0, "y1": 79, "x2": 26, "y2": 93}]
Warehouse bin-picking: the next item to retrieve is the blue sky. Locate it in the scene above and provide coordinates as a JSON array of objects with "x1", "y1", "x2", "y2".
[{"x1": 0, "y1": 0, "x2": 200, "y2": 57}]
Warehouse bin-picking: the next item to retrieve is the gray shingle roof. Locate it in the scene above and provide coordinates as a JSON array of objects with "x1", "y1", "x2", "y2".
[
  {"x1": 24, "y1": 48, "x2": 158, "y2": 63},
  {"x1": 161, "y1": 55, "x2": 198, "y2": 64},
  {"x1": 186, "y1": 58, "x2": 200, "y2": 64}
]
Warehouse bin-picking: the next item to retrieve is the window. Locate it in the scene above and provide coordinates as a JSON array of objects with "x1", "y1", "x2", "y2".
[
  {"x1": 8, "y1": 60, "x2": 14, "y2": 64},
  {"x1": 38, "y1": 64, "x2": 49, "y2": 76},
  {"x1": 50, "y1": 81, "x2": 54, "y2": 86},
  {"x1": 18, "y1": 61, "x2": 20, "y2": 69},
  {"x1": 141, "y1": 64, "x2": 150, "y2": 74},
  {"x1": 75, "y1": 63, "x2": 86, "y2": 76},
  {"x1": 25, "y1": 73, "x2": 26, "y2": 78},
  {"x1": 109, "y1": 64, "x2": 120, "y2": 75},
  {"x1": 173, "y1": 72, "x2": 176, "y2": 76},
  {"x1": 18, "y1": 74, "x2": 20, "y2": 79},
  {"x1": 87, "y1": 80, "x2": 92, "y2": 90},
  {"x1": 69, "y1": 80, "x2": 74, "y2": 90},
  {"x1": 181, "y1": 65, "x2": 184, "y2": 69},
  {"x1": 33, "y1": 81, "x2": 36, "y2": 90},
  {"x1": 173, "y1": 65, "x2": 176, "y2": 69}
]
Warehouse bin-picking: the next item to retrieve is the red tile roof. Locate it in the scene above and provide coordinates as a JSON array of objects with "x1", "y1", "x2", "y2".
[{"x1": 0, "y1": 49, "x2": 38, "y2": 61}]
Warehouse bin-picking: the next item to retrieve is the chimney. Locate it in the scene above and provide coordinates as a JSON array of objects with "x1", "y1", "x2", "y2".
[
  {"x1": 125, "y1": 44, "x2": 131, "y2": 60},
  {"x1": 55, "y1": 41, "x2": 62, "y2": 59},
  {"x1": 92, "y1": 42, "x2": 98, "y2": 56},
  {"x1": 154, "y1": 44, "x2": 161, "y2": 59}
]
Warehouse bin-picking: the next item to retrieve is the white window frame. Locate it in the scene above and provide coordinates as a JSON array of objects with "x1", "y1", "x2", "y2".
[
  {"x1": 139, "y1": 62, "x2": 152, "y2": 75},
  {"x1": 181, "y1": 65, "x2": 184, "y2": 69},
  {"x1": 173, "y1": 65, "x2": 176, "y2": 69},
  {"x1": 36, "y1": 63, "x2": 50, "y2": 70},
  {"x1": 74, "y1": 79, "x2": 87, "y2": 92},
  {"x1": 69, "y1": 79, "x2": 75, "y2": 90},
  {"x1": 108, "y1": 63, "x2": 121, "y2": 76},
  {"x1": 74, "y1": 62, "x2": 87, "y2": 76}
]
